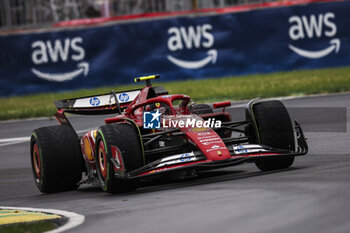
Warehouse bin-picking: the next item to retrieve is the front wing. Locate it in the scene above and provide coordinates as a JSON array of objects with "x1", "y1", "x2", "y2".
[
  {"x1": 125, "y1": 120, "x2": 308, "y2": 178},
  {"x1": 127, "y1": 141, "x2": 308, "y2": 178}
]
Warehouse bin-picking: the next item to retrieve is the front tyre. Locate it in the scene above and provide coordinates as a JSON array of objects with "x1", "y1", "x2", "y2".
[
  {"x1": 247, "y1": 100, "x2": 295, "y2": 171},
  {"x1": 30, "y1": 125, "x2": 82, "y2": 193},
  {"x1": 95, "y1": 123, "x2": 144, "y2": 193}
]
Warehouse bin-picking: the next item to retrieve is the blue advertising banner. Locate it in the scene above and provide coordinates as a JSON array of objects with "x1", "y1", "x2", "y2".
[{"x1": 1, "y1": 1, "x2": 350, "y2": 96}]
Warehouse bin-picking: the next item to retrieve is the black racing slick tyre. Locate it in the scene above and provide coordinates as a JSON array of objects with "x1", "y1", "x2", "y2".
[
  {"x1": 95, "y1": 123, "x2": 144, "y2": 193},
  {"x1": 248, "y1": 100, "x2": 295, "y2": 171},
  {"x1": 30, "y1": 125, "x2": 82, "y2": 193}
]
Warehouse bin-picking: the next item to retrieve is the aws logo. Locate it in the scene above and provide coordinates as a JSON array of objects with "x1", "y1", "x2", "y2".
[
  {"x1": 31, "y1": 37, "x2": 89, "y2": 82},
  {"x1": 288, "y1": 12, "x2": 340, "y2": 59},
  {"x1": 167, "y1": 24, "x2": 217, "y2": 69}
]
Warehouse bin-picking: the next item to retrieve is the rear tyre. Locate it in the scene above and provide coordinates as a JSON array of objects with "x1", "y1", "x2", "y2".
[
  {"x1": 30, "y1": 125, "x2": 82, "y2": 193},
  {"x1": 95, "y1": 123, "x2": 144, "y2": 193},
  {"x1": 248, "y1": 100, "x2": 295, "y2": 171}
]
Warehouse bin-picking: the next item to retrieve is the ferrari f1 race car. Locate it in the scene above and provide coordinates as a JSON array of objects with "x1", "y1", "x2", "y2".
[{"x1": 30, "y1": 75, "x2": 308, "y2": 193}]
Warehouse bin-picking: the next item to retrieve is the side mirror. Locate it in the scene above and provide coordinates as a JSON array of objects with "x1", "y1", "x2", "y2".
[{"x1": 213, "y1": 101, "x2": 231, "y2": 109}]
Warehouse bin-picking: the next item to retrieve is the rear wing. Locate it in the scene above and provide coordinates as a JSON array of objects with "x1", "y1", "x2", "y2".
[{"x1": 54, "y1": 89, "x2": 141, "y2": 115}]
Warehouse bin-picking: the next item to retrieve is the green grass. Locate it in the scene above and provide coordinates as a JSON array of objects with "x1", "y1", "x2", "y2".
[
  {"x1": 0, "y1": 221, "x2": 56, "y2": 233},
  {"x1": 1, "y1": 66, "x2": 350, "y2": 120}
]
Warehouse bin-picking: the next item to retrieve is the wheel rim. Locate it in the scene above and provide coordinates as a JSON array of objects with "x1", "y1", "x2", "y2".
[
  {"x1": 32, "y1": 143, "x2": 41, "y2": 178},
  {"x1": 98, "y1": 141, "x2": 107, "y2": 180}
]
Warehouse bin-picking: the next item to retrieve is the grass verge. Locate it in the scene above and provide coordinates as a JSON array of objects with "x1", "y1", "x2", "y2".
[
  {"x1": 0, "y1": 221, "x2": 56, "y2": 233},
  {"x1": 1, "y1": 66, "x2": 350, "y2": 120}
]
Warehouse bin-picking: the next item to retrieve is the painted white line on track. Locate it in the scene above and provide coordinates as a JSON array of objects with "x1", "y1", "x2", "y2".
[
  {"x1": 0, "y1": 141, "x2": 28, "y2": 147},
  {"x1": 0, "y1": 137, "x2": 30, "y2": 143},
  {"x1": 0, "y1": 137, "x2": 30, "y2": 147},
  {"x1": 0, "y1": 128, "x2": 96, "y2": 147},
  {"x1": 0, "y1": 206, "x2": 85, "y2": 233}
]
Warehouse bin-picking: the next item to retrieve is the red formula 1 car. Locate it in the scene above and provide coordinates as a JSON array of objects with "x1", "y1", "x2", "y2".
[{"x1": 30, "y1": 75, "x2": 308, "y2": 193}]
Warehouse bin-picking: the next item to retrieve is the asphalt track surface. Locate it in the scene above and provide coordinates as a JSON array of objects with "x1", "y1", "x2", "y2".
[{"x1": 1, "y1": 93, "x2": 350, "y2": 233}]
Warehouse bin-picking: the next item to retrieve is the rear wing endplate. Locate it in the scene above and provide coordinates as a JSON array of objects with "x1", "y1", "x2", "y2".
[{"x1": 55, "y1": 89, "x2": 141, "y2": 115}]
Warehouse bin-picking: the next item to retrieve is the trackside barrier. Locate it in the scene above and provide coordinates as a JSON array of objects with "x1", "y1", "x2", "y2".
[{"x1": 0, "y1": 0, "x2": 350, "y2": 96}]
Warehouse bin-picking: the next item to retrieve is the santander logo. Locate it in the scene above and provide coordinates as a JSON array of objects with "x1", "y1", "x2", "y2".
[
  {"x1": 288, "y1": 12, "x2": 340, "y2": 59},
  {"x1": 31, "y1": 37, "x2": 89, "y2": 82},
  {"x1": 166, "y1": 24, "x2": 217, "y2": 69}
]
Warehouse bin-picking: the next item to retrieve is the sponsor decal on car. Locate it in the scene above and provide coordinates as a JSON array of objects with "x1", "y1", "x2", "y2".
[
  {"x1": 206, "y1": 144, "x2": 227, "y2": 152},
  {"x1": 118, "y1": 93, "x2": 130, "y2": 102},
  {"x1": 197, "y1": 132, "x2": 211, "y2": 136},
  {"x1": 199, "y1": 137, "x2": 221, "y2": 142},
  {"x1": 72, "y1": 90, "x2": 141, "y2": 108},
  {"x1": 198, "y1": 135, "x2": 218, "y2": 140},
  {"x1": 180, "y1": 153, "x2": 191, "y2": 162},
  {"x1": 89, "y1": 97, "x2": 100, "y2": 106},
  {"x1": 111, "y1": 146, "x2": 124, "y2": 170},
  {"x1": 190, "y1": 127, "x2": 209, "y2": 132},
  {"x1": 202, "y1": 140, "x2": 223, "y2": 145},
  {"x1": 233, "y1": 145, "x2": 268, "y2": 155},
  {"x1": 160, "y1": 95, "x2": 173, "y2": 98},
  {"x1": 155, "y1": 152, "x2": 197, "y2": 168}
]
